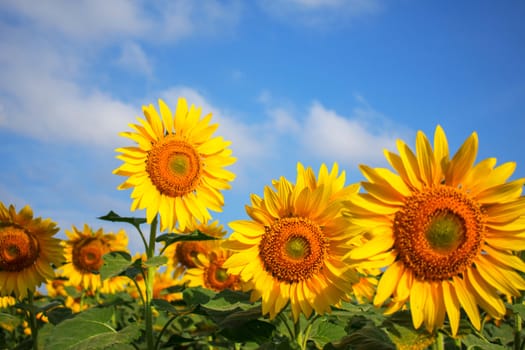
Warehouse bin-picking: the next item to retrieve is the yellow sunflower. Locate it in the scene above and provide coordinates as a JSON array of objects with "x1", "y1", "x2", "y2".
[
  {"x1": 0, "y1": 296, "x2": 15, "y2": 308},
  {"x1": 163, "y1": 220, "x2": 226, "y2": 277},
  {"x1": 224, "y1": 162, "x2": 361, "y2": 321},
  {"x1": 61, "y1": 225, "x2": 129, "y2": 291},
  {"x1": 113, "y1": 98, "x2": 236, "y2": 232},
  {"x1": 0, "y1": 203, "x2": 64, "y2": 298},
  {"x1": 348, "y1": 125, "x2": 525, "y2": 335},
  {"x1": 184, "y1": 247, "x2": 241, "y2": 292}
]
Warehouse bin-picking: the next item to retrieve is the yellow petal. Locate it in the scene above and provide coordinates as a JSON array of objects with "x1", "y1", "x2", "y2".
[
  {"x1": 349, "y1": 234, "x2": 395, "y2": 260},
  {"x1": 446, "y1": 132, "x2": 478, "y2": 187},
  {"x1": 442, "y1": 280, "x2": 460, "y2": 337},
  {"x1": 452, "y1": 276, "x2": 481, "y2": 330},
  {"x1": 373, "y1": 260, "x2": 404, "y2": 306}
]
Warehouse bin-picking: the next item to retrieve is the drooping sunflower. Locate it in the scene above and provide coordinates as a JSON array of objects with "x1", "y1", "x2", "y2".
[
  {"x1": 184, "y1": 247, "x2": 241, "y2": 292},
  {"x1": 113, "y1": 98, "x2": 236, "y2": 232},
  {"x1": 163, "y1": 219, "x2": 227, "y2": 277},
  {"x1": 223, "y1": 162, "x2": 361, "y2": 321},
  {"x1": 61, "y1": 225, "x2": 129, "y2": 291},
  {"x1": 0, "y1": 203, "x2": 64, "y2": 298},
  {"x1": 348, "y1": 125, "x2": 525, "y2": 335}
]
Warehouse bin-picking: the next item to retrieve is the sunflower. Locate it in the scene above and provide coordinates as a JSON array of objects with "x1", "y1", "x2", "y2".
[
  {"x1": 184, "y1": 247, "x2": 241, "y2": 292},
  {"x1": 0, "y1": 203, "x2": 64, "y2": 298},
  {"x1": 163, "y1": 220, "x2": 226, "y2": 276},
  {"x1": 61, "y1": 225, "x2": 129, "y2": 291},
  {"x1": 113, "y1": 98, "x2": 236, "y2": 232},
  {"x1": 347, "y1": 125, "x2": 525, "y2": 335},
  {"x1": 223, "y1": 162, "x2": 361, "y2": 321},
  {"x1": 0, "y1": 296, "x2": 15, "y2": 309}
]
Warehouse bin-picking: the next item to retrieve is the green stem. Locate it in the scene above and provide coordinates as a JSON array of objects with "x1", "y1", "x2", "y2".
[
  {"x1": 432, "y1": 332, "x2": 444, "y2": 350},
  {"x1": 154, "y1": 315, "x2": 178, "y2": 350},
  {"x1": 278, "y1": 312, "x2": 294, "y2": 340},
  {"x1": 27, "y1": 290, "x2": 39, "y2": 350},
  {"x1": 515, "y1": 309, "x2": 523, "y2": 350},
  {"x1": 144, "y1": 215, "x2": 158, "y2": 350},
  {"x1": 136, "y1": 224, "x2": 148, "y2": 253}
]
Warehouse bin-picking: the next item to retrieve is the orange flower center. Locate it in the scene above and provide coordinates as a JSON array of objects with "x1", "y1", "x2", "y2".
[
  {"x1": 146, "y1": 136, "x2": 202, "y2": 197},
  {"x1": 0, "y1": 226, "x2": 40, "y2": 272},
  {"x1": 205, "y1": 257, "x2": 239, "y2": 291},
  {"x1": 72, "y1": 238, "x2": 109, "y2": 273},
  {"x1": 175, "y1": 241, "x2": 208, "y2": 268},
  {"x1": 394, "y1": 186, "x2": 485, "y2": 281},
  {"x1": 259, "y1": 217, "x2": 328, "y2": 283}
]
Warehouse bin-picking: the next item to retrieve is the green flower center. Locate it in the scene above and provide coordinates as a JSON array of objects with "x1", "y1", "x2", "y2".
[
  {"x1": 169, "y1": 154, "x2": 189, "y2": 175},
  {"x1": 285, "y1": 236, "x2": 310, "y2": 260},
  {"x1": 426, "y1": 210, "x2": 465, "y2": 253},
  {"x1": 215, "y1": 267, "x2": 229, "y2": 282}
]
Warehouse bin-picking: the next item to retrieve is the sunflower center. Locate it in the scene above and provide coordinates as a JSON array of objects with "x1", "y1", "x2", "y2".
[
  {"x1": 0, "y1": 226, "x2": 40, "y2": 272},
  {"x1": 72, "y1": 239, "x2": 109, "y2": 273},
  {"x1": 259, "y1": 217, "x2": 327, "y2": 283},
  {"x1": 146, "y1": 136, "x2": 202, "y2": 198},
  {"x1": 426, "y1": 211, "x2": 465, "y2": 253},
  {"x1": 205, "y1": 259, "x2": 239, "y2": 291},
  {"x1": 285, "y1": 237, "x2": 310, "y2": 260},
  {"x1": 394, "y1": 186, "x2": 485, "y2": 281},
  {"x1": 175, "y1": 241, "x2": 208, "y2": 269}
]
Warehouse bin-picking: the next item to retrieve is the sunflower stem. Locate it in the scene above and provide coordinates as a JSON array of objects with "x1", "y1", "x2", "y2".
[
  {"x1": 432, "y1": 331, "x2": 444, "y2": 350},
  {"x1": 515, "y1": 298, "x2": 523, "y2": 350},
  {"x1": 27, "y1": 290, "x2": 39, "y2": 350},
  {"x1": 144, "y1": 215, "x2": 158, "y2": 350},
  {"x1": 279, "y1": 312, "x2": 295, "y2": 340}
]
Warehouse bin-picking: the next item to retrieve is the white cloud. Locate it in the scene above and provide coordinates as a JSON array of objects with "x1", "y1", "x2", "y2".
[
  {"x1": 116, "y1": 41, "x2": 153, "y2": 77},
  {"x1": 302, "y1": 101, "x2": 402, "y2": 165},
  {"x1": 258, "y1": 0, "x2": 383, "y2": 27},
  {"x1": 0, "y1": 0, "x2": 242, "y2": 44}
]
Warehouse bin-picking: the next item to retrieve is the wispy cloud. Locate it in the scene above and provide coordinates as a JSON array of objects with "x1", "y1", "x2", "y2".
[
  {"x1": 302, "y1": 100, "x2": 404, "y2": 165},
  {"x1": 258, "y1": 0, "x2": 383, "y2": 28},
  {"x1": 116, "y1": 41, "x2": 153, "y2": 77}
]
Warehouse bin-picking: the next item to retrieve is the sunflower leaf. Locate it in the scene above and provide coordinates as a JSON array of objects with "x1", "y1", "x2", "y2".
[
  {"x1": 143, "y1": 255, "x2": 168, "y2": 267},
  {"x1": 219, "y1": 319, "x2": 275, "y2": 343},
  {"x1": 183, "y1": 286, "x2": 216, "y2": 306},
  {"x1": 100, "y1": 251, "x2": 132, "y2": 281},
  {"x1": 308, "y1": 318, "x2": 347, "y2": 348},
  {"x1": 152, "y1": 299, "x2": 180, "y2": 314},
  {"x1": 97, "y1": 210, "x2": 146, "y2": 227},
  {"x1": 461, "y1": 334, "x2": 508, "y2": 350},
  {"x1": 156, "y1": 230, "x2": 218, "y2": 249}
]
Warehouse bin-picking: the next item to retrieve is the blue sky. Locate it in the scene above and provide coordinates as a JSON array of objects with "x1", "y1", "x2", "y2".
[{"x1": 1, "y1": 0, "x2": 524, "y2": 254}]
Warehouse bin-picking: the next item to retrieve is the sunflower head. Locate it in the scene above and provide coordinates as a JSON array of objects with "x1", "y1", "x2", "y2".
[
  {"x1": 0, "y1": 203, "x2": 64, "y2": 298},
  {"x1": 113, "y1": 98, "x2": 236, "y2": 232},
  {"x1": 61, "y1": 225, "x2": 129, "y2": 291},
  {"x1": 348, "y1": 125, "x2": 525, "y2": 335},
  {"x1": 184, "y1": 247, "x2": 241, "y2": 292},
  {"x1": 224, "y1": 162, "x2": 362, "y2": 321},
  {"x1": 163, "y1": 219, "x2": 226, "y2": 275}
]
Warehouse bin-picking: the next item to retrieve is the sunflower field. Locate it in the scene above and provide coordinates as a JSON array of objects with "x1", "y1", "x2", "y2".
[{"x1": 2, "y1": 97, "x2": 525, "y2": 350}]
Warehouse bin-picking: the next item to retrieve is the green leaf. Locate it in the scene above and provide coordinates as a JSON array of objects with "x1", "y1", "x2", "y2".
[
  {"x1": 152, "y1": 299, "x2": 180, "y2": 314},
  {"x1": 308, "y1": 319, "x2": 347, "y2": 348},
  {"x1": 331, "y1": 325, "x2": 395, "y2": 350},
  {"x1": 510, "y1": 303, "x2": 525, "y2": 320},
  {"x1": 183, "y1": 286, "x2": 215, "y2": 306},
  {"x1": 217, "y1": 307, "x2": 263, "y2": 328},
  {"x1": 143, "y1": 255, "x2": 168, "y2": 268},
  {"x1": 100, "y1": 251, "x2": 132, "y2": 281},
  {"x1": 462, "y1": 334, "x2": 508, "y2": 350},
  {"x1": 98, "y1": 210, "x2": 146, "y2": 227},
  {"x1": 0, "y1": 312, "x2": 21, "y2": 330},
  {"x1": 220, "y1": 319, "x2": 275, "y2": 343},
  {"x1": 41, "y1": 307, "x2": 141, "y2": 350},
  {"x1": 46, "y1": 307, "x2": 74, "y2": 325},
  {"x1": 156, "y1": 229, "x2": 218, "y2": 248},
  {"x1": 202, "y1": 289, "x2": 253, "y2": 312}
]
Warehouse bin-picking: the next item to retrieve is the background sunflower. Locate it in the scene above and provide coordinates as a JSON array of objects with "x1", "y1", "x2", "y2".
[
  {"x1": 61, "y1": 225, "x2": 129, "y2": 291},
  {"x1": 0, "y1": 203, "x2": 64, "y2": 298}
]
